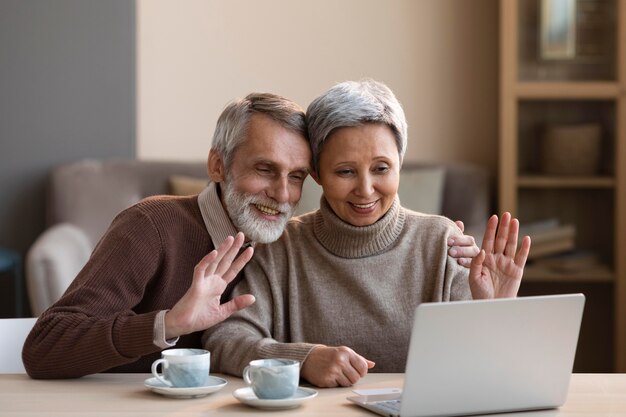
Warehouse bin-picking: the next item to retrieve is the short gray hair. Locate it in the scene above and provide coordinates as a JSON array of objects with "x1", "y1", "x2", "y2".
[
  {"x1": 305, "y1": 79, "x2": 408, "y2": 173},
  {"x1": 211, "y1": 92, "x2": 306, "y2": 168}
]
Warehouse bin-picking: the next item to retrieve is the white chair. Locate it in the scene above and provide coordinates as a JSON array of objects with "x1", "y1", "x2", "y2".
[
  {"x1": 0, "y1": 317, "x2": 37, "y2": 373},
  {"x1": 26, "y1": 223, "x2": 92, "y2": 316}
]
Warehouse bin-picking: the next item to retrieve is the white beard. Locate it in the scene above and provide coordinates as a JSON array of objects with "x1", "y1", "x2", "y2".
[{"x1": 221, "y1": 180, "x2": 296, "y2": 244}]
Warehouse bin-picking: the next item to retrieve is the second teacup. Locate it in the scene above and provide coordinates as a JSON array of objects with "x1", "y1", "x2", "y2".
[
  {"x1": 243, "y1": 358, "x2": 300, "y2": 399},
  {"x1": 151, "y1": 348, "x2": 211, "y2": 388}
]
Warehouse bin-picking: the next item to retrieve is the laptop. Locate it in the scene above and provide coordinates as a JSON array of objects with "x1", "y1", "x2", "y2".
[{"x1": 347, "y1": 294, "x2": 585, "y2": 417}]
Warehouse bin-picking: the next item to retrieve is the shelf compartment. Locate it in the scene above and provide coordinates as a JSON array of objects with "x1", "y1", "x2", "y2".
[
  {"x1": 523, "y1": 263, "x2": 613, "y2": 282},
  {"x1": 518, "y1": 175, "x2": 615, "y2": 187},
  {"x1": 517, "y1": 100, "x2": 616, "y2": 176},
  {"x1": 517, "y1": 0, "x2": 618, "y2": 82},
  {"x1": 515, "y1": 82, "x2": 620, "y2": 98},
  {"x1": 518, "y1": 188, "x2": 615, "y2": 266}
]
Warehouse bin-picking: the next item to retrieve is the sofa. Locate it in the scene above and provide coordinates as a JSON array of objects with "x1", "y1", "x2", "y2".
[{"x1": 25, "y1": 158, "x2": 490, "y2": 316}]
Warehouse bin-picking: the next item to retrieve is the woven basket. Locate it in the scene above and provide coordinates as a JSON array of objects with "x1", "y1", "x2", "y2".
[{"x1": 541, "y1": 124, "x2": 601, "y2": 176}]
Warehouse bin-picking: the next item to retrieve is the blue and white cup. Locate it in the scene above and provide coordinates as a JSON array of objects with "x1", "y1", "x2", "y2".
[
  {"x1": 151, "y1": 348, "x2": 211, "y2": 388},
  {"x1": 243, "y1": 358, "x2": 300, "y2": 399}
]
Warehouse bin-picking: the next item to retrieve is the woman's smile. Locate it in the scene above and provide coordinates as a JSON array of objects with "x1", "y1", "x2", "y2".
[{"x1": 349, "y1": 200, "x2": 378, "y2": 212}]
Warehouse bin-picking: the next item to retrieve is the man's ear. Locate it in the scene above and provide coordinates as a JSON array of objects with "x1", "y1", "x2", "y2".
[{"x1": 207, "y1": 150, "x2": 225, "y2": 182}]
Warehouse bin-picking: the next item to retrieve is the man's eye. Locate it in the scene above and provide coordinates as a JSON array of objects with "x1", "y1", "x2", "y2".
[{"x1": 289, "y1": 174, "x2": 305, "y2": 182}]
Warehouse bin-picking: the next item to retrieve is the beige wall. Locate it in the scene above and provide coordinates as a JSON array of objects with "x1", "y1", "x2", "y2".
[{"x1": 137, "y1": 0, "x2": 498, "y2": 175}]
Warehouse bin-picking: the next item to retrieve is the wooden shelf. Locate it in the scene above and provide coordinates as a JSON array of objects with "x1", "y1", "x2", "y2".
[
  {"x1": 500, "y1": 0, "x2": 626, "y2": 372},
  {"x1": 518, "y1": 176, "x2": 615, "y2": 188},
  {"x1": 524, "y1": 264, "x2": 614, "y2": 283},
  {"x1": 515, "y1": 82, "x2": 621, "y2": 99}
]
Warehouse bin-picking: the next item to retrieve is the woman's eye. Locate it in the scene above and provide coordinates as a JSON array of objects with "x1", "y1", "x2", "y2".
[
  {"x1": 336, "y1": 169, "x2": 354, "y2": 176},
  {"x1": 374, "y1": 165, "x2": 390, "y2": 174}
]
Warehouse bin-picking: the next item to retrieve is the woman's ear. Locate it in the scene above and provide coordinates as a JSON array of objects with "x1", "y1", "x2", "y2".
[{"x1": 207, "y1": 151, "x2": 225, "y2": 182}]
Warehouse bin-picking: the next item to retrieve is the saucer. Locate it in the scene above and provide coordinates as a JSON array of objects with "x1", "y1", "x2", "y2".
[
  {"x1": 144, "y1": 376, "x2": 227, "y2": 398},
  {"x1": 232, "y1": 387, "x2": 318, "y2": 409}
]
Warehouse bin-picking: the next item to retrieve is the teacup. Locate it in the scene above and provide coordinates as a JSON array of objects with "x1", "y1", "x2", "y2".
[
  {"x1": 151, "y1": 348, "x2": 211, "y2": 388},
  {"x1": 243, "y1": 358, "x2": 300, "y2": 399}
]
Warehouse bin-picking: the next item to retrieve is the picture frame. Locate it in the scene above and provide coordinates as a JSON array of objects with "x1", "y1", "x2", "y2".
[{"x1": 540, "y1": 0, "x2": 577, "y2": 59}]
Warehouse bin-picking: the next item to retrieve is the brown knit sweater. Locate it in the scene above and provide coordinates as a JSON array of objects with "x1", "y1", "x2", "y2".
[
  {"x1": 203, "y1": 197, "x2": 472, "y2": 375},
  {"x1": 22, "y1": 195, "x2": 215, "y2": 378}
]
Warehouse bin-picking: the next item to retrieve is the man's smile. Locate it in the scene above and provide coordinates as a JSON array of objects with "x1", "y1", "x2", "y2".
[{"x1": 254, "y1": 203, "x2": 281, "y2": 216}]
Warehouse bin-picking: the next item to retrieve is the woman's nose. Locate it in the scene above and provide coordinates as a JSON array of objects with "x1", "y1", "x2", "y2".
[{"x1": 355, "y1": 174, "x2": 374, "y2": 197}]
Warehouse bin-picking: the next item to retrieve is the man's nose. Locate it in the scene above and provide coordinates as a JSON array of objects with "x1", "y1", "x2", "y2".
[{"x1": 267, "y1": 176, "x2": 290, "y2": 204}]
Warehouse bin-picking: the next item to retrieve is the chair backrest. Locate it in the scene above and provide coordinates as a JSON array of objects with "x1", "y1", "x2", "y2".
[
  {"x1": 26, "y1": 223, "x2": 92, "y2": 316},
  {"x1": 0, "y1": 318, "x2": 37, "y2": 373},
  {"x1": 48, "y1": 159, "x2": 208, "y2": 244}
]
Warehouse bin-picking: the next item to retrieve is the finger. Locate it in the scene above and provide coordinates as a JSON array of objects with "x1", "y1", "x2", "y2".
[
  {"x1": 494, "y1": 212, "x2": 511, "y2": 254},
  {"x1": 448, "y1": 244, "x2": 479, "y2": 259},
  {"x1": 448, "y1": 234, "x2": 476, "y2": 247},
  {"x1": 469, "y1": 249, "x2": 486, "y2": 282},
  {"x1": 335, "y1": 373, "x2": 353, "y2": 387},
  {"x1": 214, "y1": 232, "x2": 246, "y2": 277},
  {"x1": 349, "y1": 353, "x2": 371, "y2": 378},
  {"x1": 221, "y1": 247, "x2": 254, "y2": 283},
  {"x1": 503, "y1": 218, "x2": 520, "y2": 257},
  {"x1": 366, "y1": 360, "x2": 376, "y2": 369},
  {"x1": 455, "y1": 220, "x2": 465, "y2": 233},
  {"x1": 481, "y1": 215, "x2": 498, "y2": 253},
  {"x1": 193, "y1": 250, "x2": 219, "y2": 284},
  {"x1": 341, "y1": 364, "x2": 362, "y2": 386},
  {"x1": 205, "y1": 235, "x2": 235, "y2": 276},
  {"x1": 457, "y1": 258, "x2": 469, "y2": 267},
  {"x1": 219, "y1": 294, "x2": 256, "y2": 318},
  {"x1": 514, "y1": 235, "x2": 531, "y2": 268}
]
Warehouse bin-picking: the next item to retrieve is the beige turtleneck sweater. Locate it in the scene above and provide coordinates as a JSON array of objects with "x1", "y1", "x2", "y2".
[{"x1": 203, "y1": 197, "x2": 472, "y2": 375}]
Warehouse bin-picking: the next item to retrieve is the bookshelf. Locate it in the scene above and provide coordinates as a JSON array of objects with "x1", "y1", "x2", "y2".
[{"x1": 499, "y1": 0, "x2": 626, "y2": 372}]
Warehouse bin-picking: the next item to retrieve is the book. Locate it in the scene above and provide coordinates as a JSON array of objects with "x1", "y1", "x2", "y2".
[
  {"x1": 532, "y1": 250, "x2": 598, "y2": 272},
  {"x1": 519, "y1": 219, "x2": 576, "y2": 259},
  {"x1": 528, "y1": 235, "x2": 576, "y2": 259}
]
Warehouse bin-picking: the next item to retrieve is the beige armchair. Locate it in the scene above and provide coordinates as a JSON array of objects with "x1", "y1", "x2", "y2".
[{"x1": 26, "y1": 223, "x2": 92, "y2": 316}]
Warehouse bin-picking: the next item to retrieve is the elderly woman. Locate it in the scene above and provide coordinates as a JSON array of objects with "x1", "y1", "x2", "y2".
[{"x1": 204, "y1": 80, "x2": 531, "y2": 388}]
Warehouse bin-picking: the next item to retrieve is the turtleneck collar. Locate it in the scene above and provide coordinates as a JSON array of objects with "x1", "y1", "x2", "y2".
[{"x1": 313, "y1": 195, "x2": 405, "y2": 258}]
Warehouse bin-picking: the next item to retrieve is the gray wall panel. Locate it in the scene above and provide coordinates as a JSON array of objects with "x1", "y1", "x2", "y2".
[{"x1": 0, "y1": 0, "x2": 135, "y2": 315}]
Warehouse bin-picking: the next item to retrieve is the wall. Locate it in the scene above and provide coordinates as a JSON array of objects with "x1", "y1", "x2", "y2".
[
  {"x1": 0, "y1": 0, "x2": 497, "y2": 315},
  {"x1": 137, "y1": 0, "x2": 498, "y2": 175},
  {"x1": 0, "y1": 0, "x2": 135, "y2": 315}
]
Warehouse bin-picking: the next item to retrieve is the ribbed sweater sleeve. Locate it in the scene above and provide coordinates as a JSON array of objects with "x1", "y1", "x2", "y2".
[
  {"x1": 22, "y1": 206, "x2": 164, "y2": 378},
  {"x1": 23, "y1": 194, "x2": 225, "y2": 379}
]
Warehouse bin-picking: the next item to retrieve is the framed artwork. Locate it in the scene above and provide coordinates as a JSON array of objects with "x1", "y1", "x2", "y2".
[{"x1": 540, "y1": 0, "x2": 577, "y2": 59}]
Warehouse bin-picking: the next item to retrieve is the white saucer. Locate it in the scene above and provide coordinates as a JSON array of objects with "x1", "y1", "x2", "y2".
[
  {"x1": 232, "y1": 387, "x2": 318, "y2": 409},
  {"x1": 144, "y1": 376, "x2": 227, "y2": 398}
]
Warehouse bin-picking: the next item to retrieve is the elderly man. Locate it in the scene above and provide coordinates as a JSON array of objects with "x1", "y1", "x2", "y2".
[
  {"x1": 22, "y1": 93, "x2": 312, "y2": 378},
  {"x1": 23, "y1": 91, "x2": 477, "y2": 379}
]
